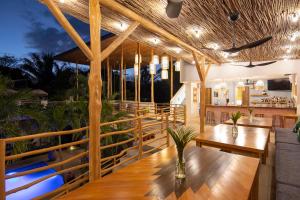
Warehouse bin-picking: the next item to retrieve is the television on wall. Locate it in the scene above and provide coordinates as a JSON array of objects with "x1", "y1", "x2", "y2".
[{"x1": 267, "y1": 78, "x2": 291, "y2": 91}]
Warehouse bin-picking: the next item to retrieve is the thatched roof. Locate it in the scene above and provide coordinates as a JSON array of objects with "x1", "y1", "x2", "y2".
[
  {"x1": 55, "y1": 34, "x2": 180, "y2": 68},
  {"x1": 49, "y1": 0, "x2": 300, "y2": 63}
]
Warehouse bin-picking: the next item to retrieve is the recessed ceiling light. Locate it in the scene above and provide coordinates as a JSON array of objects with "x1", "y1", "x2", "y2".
[
  {"x1": 60, "y1": 0, "x2": 65, "y2": 3},
  {"x1": 290, "y1": 32, "x2": 299, "y2": 41},
  {"x1": 192, "y1": 61, "x2": 195, "y2": 64},
  {"x1": 207, "y1": 43, "x2": 220, "y2": 50},
  {"x1": 286, "y1": 48, "x2": 292, "y2": 53},
  {"x1": 291, "y1": 13, "x2": 299, "y2": 23},
  {"x1": 150, "y1": 38, "x2": 160, "y2": 45},
  {"x1": 191, "y1": 27, "x2": 202, "y2": 38},
  {"x1": 114, "y1": 22, "x2": 128, "y2": 31},
  {"x1": 173, "y1": 47, "x2": 182, "y2": 54}
]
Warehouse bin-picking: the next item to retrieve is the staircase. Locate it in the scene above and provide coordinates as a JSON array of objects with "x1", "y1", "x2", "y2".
[{"x1": 170, "y1": 84, "x2": 185, "y2": 105}]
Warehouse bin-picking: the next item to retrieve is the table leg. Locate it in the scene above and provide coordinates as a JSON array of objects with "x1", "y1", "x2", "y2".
[
  {"x1": 259, "y1": 153, "x2": 266, "y2": 164},
  {"x1": 249, "y1": 166, "x2": 259, "y2": 200},
  {"x1": 196, "y1": 141, "x2": 202, "y2": 147}
]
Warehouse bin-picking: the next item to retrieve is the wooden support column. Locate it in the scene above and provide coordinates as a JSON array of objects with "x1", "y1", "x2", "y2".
[
  {"x1": 0, "y1": 140, "x2": 5, "y2": 200},
  {"x1": 170, "y1": 56, "x2": 174, "y2": 98},
  {"x1": 106, "y1": 57, "x2": 110, "y2": 98},
  {"x1": 150, "y1": 48, "x2": 154, "y2": 103},
  {"x1": 193, "y1": 52, "x2": 208, "y2": 133},
  {"x1": 88, "y1": 0, "x2": 101, "y2": 181},
  {"x1": 138, "y1": 43, "x2": 141, "y2": 104},
  {"x1": 120, "y1": 44, "x2": 124, "y2": 101},
  {"x1": 124, "y1": 64, "x2": 127, "y2": 100}
]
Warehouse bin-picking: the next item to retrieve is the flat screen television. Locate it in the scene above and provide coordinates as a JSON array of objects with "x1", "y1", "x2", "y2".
[{"x1": 267, "y1": 78, "x2": 291, "y2": 91}]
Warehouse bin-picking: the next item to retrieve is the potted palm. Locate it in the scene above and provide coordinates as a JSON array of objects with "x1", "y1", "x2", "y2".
[
  {"x1": 248, "y1": 108, "x2": 253, "y2": 122},
  {"x1": 167, "y1": 126, "x2": 196, "y2": 179},
  {"x1": 231, "y1": 111, "x2": 241, "y2": 140}
]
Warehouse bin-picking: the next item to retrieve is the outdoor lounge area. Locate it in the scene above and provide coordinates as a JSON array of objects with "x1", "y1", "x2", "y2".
[{"x1": 1, "y1": 0, "x2": 300, "y2": 200}]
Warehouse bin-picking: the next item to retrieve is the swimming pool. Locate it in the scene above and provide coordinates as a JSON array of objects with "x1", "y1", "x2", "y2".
[{"x1": 6, "y1": 162, "x2": 64, "y2": 200}]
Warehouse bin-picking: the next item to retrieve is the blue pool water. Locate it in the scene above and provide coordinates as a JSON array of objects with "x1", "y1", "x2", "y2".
[{"x1": 6, "y1": 162, "x2": 64, "y2": 200}]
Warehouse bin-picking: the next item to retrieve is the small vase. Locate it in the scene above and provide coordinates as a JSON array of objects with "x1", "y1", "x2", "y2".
[
  {"x1": 249, "y1": 114, "x2": 253, "y2": 122},
  {"x1": 232, "y1": 124, "x2": 238, "y2": 141},
  {"x1": 175, "y1": 150, "x2": 186, "y2": 179}
]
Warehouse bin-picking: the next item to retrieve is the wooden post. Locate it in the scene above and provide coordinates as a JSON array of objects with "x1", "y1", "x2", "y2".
[
  {"x1": 134, "y1": 74, "x2": 137, "y2": 102},
  {"x1": 106, "y1": 57, "x2": 110, "y2": 98},
  {"x1": 161, "y1": 111, "x2": 164, "y2": 136},
  {"x1": 0, "y1": 140, "x2": 5, "y2": 200},
  {"x1": 124, "y1": 64, "x2": 127, "y2": 101},
  {"x1": 200, "y1": 81, "x2": 206, "y2": 133},
  {"x1": 138, "y1": 43, "x2": 141, "y2": 105},
  {"x1": 166, "y1": 115, "x2": 170, "y2": 147},
  {"x1": 88, "y1": 0, "x2": 101, "y2": 181},
  {"x1": 138, "y1": 117, "x2": 143, "y2": 159},
  {"x1": 170, "y1": 56, "x2": 174, "y2": 98},
  {"x1": 120, "y1": 44, "x2": 124, "y2": 102},
  {"x1": 150, "y1": 49, "x2": 154, "y2": 103}
]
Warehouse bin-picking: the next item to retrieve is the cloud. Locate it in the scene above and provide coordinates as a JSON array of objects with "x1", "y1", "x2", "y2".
[{"x1": 23, "y1": 4, "x2": 90, "y2": 54}]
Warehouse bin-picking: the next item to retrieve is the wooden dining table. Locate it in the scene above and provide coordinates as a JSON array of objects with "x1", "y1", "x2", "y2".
[
  {"x1": 224, "y1": 116, "x2": 273, "y2": 129},
  {"x1": 59, "y1": 146, "x2": 260, "y2": 200},
  {"x1": 195, "y1": 124, "x2": 270, "y2": 164}
]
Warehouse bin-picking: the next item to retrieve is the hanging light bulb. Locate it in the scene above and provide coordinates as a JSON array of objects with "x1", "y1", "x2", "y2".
[
  {"x1": 175, "y1": 59, "x2": 181, "y2": 71},
  {"x1": 60, "y1": 0, "x2": 65, "y2": 3},
  {"x1": 149, "y1": 62, "x2": 156, "y2": 75},
  {"x1": 292, "y1": 13, "x2": 299, "y2": 23},
  {"x1": 135, "y1": 53, "x2": 142, "y2": 64},
  {"x1": 161, "y1": 55, "x2": 169, "y2": 70},
  {"x1": 134, "y1": 63, "x2": 139, "y2": 77},
  {"x1": 237, "y1": 81, "x2": 245, "y2": 87},
  {"x1": 161, "y1": 69, "x2": 168, "y2": 79},
  {"x1": 152, "y1": 55, "x2": 159, "y2": 65},
  {"x1": 255, "y1": 80, "x2": 264, "y2": 90}
]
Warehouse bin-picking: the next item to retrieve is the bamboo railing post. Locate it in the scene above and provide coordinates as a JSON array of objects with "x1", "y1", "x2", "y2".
[
  {"x1": 0, "y1": 140, "x2": 5, "y2": 200},
  {"x1": 161, "y1": 112, "x2": 164, "y2": 136},
  {"x1": 137, "y1": 43, "x2": 141, "y2": 110},
  {"x1": 120, "y1": 44, "x2": 124, "y2": 102},
  {"x1": 166, "y1": 115, "x2": 170, "y2": 147},
  {"x1": 138, "y1": 117, "x2": 143, "y2": 159}
]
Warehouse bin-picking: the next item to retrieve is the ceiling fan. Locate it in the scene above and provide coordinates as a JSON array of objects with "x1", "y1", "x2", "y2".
[
  {"x1": 234, "y1": 60, "x2": 277, "y2": 68},
  {"x1": 166, "y1": 0, "x2": 184, "y2": 18}
]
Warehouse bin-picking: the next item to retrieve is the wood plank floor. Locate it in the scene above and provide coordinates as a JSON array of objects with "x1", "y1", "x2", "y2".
[{"x1": 187, "y1": 117, "x2": 275, "y2": 200}]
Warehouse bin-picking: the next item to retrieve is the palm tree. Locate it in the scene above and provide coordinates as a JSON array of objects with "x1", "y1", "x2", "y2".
[{"x1": 21, "y1": 53, "x2": 58, "y2": 91}]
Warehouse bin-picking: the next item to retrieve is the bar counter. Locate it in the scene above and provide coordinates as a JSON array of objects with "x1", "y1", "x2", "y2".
[{"x1": 206, "y1": 104, "x2": 297, "y2": 127}]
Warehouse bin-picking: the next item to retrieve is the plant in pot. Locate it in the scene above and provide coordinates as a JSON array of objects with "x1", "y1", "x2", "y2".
[
  {"x1": 231, "y1": 111, "x2": 241, "y2": 140},
  {"x1": 167, "y1": 126, "x2": 196, "y2": 179},
  {"x1": 248, "y1": 108, "x2": 253, "y2": 122}
]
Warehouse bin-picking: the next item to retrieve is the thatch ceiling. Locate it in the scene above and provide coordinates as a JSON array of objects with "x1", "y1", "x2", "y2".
[{"x1": 51, "y1": 0, "x2": 300, "y2": 63}]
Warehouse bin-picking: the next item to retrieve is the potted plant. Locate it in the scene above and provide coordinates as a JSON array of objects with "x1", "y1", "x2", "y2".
[
  {"x1": 167, "y1": 126, "x2": 196, "y2": 179},
  {"x1": 231, "y1": 111, "x2": 241, "y2": 140},
  {"x1": 248, "y1": 108, "x2": 253, "y2": 122}
]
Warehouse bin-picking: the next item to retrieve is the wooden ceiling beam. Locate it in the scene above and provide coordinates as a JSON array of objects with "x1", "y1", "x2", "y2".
[
  {"x1": 42, "y1": 0, "x2": 93, "y2": 61},
  {"x1": 205, "y1": 62, "x2": 211, "y2": 78},
  {"x1": 99, "y1": 0, "x2": 219, "y2": 65},
  {"x1": 101, "y1": 21, "x2": 140, "y2": 62}
]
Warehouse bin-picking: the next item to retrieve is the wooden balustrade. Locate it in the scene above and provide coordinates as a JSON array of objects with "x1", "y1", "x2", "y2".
[{"x1": 0, "y1": 103, "x2": 186, "y2": 199}]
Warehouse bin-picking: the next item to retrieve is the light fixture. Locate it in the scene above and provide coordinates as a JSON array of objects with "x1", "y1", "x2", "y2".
[
  {"x1": 173, "y1": 47, "x2": 182, "y2": 54},
  {"x1": 60, "y1": 0, "x2": 65, "y2": 3},
  {"x1": 161, "y1": 55, "x2": 169, "y2": 69},
  {"x1": 287, "y1": 48, "x2": 292, "y2": 53},
  {"x1": 150, "y1": 38, "x2": 160, "y2": 45},
  {"x1": 221, "y1": 52, "x2": 229, "y2": 58},
  {"x1": 207, "y1": 43, "x2": 220, "y2": 50},
  {"x1": 290, "y1": 32, "x2": 299, "y2": 41},
  {"x1": 152, "y1": 55, "x2": 159, "y2": 65},
  {"x1": 149, "y1": 62, "x2": 156, "y2": 75},
  {"x1": 291, "y1": 13, "x2": 299, "y2": 23},
  {"x1": 237, "y1": 81, "x2": 245, "y2": 88},
  {"x1": 192, "y1": 60, "x2": 195, "y2": 64},
  {"x1": 161, "y1": 70, "x2": 168, "y2": 79},
  {"x1": 134, "y1": 63, "x2": 139, "y2": 76},
  {"x1": 193, "y1": 28, "x2": 201, "y2": 38},
  {"x1": 135, "y1": 53, "x2": 142, "y2": 64},
  {"x1": 114, "y1": 21, "x2": 128, "y2": 32},
  {"x1": 255, "y1": 80, "x2": 264, "y2": 90},
  {"x1": 175, "y1": 59, "x2": 181, "y2": 71}
]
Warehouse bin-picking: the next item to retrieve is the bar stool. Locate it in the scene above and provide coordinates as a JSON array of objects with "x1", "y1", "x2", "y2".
[
  {"x1": 206, "y1": 111, "x2": 216, "y2": 125},
  {"x1": 272, "y1": 115, "x2": 284, "y2": 130},
  {"x1": 220, "y1": 112, "x2": 230, "y2": 123},
  {"x1": 255, "y1": 113, "x2": 264, "y2": 118}
]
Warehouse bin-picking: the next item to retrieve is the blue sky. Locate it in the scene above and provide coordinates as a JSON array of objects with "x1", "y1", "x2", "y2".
[{"x1": 0, "y1": 0, "x2": 93, "y2": 58}]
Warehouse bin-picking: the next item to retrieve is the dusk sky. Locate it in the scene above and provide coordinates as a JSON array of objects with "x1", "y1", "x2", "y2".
[{"x1": 0, "y1": 0, "x2": 93, "y2": 58}]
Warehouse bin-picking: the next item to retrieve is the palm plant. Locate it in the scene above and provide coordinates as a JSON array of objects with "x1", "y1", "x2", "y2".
[
  {"x1": 231, "y1": 111, "x2": 241, "y2": 125},
  {"x1": 167, "y1": 126, "x2": 196, "y2": 178}
]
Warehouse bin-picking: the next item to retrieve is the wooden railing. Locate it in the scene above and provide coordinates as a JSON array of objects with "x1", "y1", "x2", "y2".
[{"x1": 0, "y1": 103, "x2": 186, "y2": 200}]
